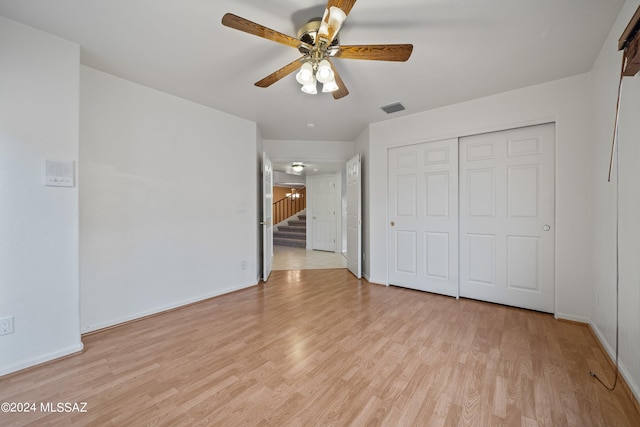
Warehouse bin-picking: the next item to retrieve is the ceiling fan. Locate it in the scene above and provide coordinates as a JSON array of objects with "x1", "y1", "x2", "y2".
[{"x1": 221, "y1": 0, "x2": 413, "y2": 99}]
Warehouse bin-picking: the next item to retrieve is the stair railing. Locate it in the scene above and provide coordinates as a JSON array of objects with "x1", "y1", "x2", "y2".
[{"x1": 273, "y1": 189, "x2": 306, "y2": 226}]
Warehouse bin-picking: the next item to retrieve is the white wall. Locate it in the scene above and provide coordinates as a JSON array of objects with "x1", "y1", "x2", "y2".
[
  {"x1": 0, "y1": 17, "x2": 83, "y2": 375},
  {"x1": 80, "y1": 66, "x2": 259, "y2": 332},
  {"x1": 366, "y1": 74, "x2": 592, "y2": 322},
  {"x1": 590, "y1": 0, "x2": 640, "y2": 403}
]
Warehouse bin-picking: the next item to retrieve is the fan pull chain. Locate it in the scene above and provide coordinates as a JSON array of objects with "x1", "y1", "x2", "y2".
[{"x1": 607, "y1": 51, "x2": 627, "y2": 182}]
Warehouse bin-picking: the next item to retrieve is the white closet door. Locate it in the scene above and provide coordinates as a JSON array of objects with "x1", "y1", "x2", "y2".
[
  {"x1": 388, "y1": 139, "x2": 459, "y2": 297},
  {"x1": 459, "y1": 123, "x2": 555, "y2": 312}
]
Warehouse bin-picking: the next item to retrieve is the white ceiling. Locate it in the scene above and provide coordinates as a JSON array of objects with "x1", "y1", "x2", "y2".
[{"x1": 0, "y1": 0, "x2": 626, "y2": 142}]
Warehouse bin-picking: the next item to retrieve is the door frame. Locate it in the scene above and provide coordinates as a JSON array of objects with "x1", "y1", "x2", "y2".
[
  {"x1": 262, "y1": 152, "x2": 273, "y2": 281},
  {"x1": 346, "y1": 154, "x2": 362, "y2": 278}
]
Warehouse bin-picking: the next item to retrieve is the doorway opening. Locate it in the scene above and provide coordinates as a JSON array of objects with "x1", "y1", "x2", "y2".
[{"x1": 267, "y1": 159, "x2": 355, "y2": 274}]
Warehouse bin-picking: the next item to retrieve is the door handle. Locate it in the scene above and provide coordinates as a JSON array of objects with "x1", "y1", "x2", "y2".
[
  {"x1": 542, "y1": 224, "x2": 551, "y2": 231},
  {"x1": 390, "y1": 221, "x2": 395, "y2": 227}
]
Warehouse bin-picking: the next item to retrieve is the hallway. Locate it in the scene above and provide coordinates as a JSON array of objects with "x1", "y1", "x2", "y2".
[{"x1": 272, "y1": 245, "x2": 347, "y2": 271}]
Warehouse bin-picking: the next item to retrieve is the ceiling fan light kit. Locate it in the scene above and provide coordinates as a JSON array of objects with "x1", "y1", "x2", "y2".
[
  {"x1": 295, "y1": 58, "x2": 339, "y2": 94},
  {"x1": 221, "y1": 0, "x2": 413, "y2": 99}
]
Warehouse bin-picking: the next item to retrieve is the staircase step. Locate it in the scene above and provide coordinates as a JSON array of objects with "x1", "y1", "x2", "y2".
[
  {"x1": 274, "y1": 231, "x2": 306, "y2": 240},
  {"x1": 277, "y1": 225, "x2": 305, "y2": 233},
  {"x1": 274, "y1": 211, "x2": 306, "y2": 248},
  {"x1": 274, "y1": 237, "x2": 306, "y2": 248}
]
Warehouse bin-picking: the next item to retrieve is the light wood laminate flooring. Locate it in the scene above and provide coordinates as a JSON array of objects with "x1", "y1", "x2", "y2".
[{"x1": 1, "y1": 269, "x2": 638, "y2": 426}]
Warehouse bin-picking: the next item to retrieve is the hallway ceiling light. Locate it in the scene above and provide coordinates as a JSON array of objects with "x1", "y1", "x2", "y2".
[{"x1": 292, "y1": 162, "x2": 305, "y2": 173}]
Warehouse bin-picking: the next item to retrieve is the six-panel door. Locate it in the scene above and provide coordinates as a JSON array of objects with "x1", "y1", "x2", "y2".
[
  {"x1": 459, "y1": 123, "x2": 555, "y2": 312},
  {"x1": 388, "y1": 138, "x2": 459, "y2": 297}
]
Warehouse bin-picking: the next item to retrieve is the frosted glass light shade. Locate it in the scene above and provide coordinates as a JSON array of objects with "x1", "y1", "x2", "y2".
[
  {"x1": 322, "y1": 78, "x2": 339, "y2": 93},
  {"x1": 296, "y1": 62, "x2": 314, "y2": 85},
  {"x1": 301, "y1": 78, "x2": 317, "y2": 94},
  {"x1": 327, "y1": 7, "x2": 347, "y2": 34},
  {"x1": 316, "y1": 60, "x2": 334, "y2": 83},
  {"x1": 318, "y1": 6, "x2": 346, "y2": 42}
]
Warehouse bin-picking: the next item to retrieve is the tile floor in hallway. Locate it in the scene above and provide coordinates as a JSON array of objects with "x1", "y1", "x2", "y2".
[{"x1": 272, "y1": 245, "x2": 347, "y2": 270}]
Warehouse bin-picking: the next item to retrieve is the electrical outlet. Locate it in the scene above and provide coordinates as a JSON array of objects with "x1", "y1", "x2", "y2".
[{"x1": 0, "y1": 316, "x2": 14, "y2": 336}]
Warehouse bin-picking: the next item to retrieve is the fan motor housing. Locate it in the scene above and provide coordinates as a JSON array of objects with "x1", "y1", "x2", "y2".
[{"x1": 297, "y1": 18, "x2": 340, "y2": 56}]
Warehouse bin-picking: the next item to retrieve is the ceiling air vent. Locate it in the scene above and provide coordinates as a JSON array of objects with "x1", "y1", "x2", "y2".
[{"x1": 381, "y1": 102, "x2": 405, "y2": 114}]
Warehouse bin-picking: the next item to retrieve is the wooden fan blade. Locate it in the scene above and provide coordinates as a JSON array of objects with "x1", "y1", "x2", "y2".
[
  {"x1": 337, "y1": 44, "x2": 413, "y2": 62},
  {"x1": 222, "y1": 13, "x2": 311, "y2": 51},
  {"x1": 255, "y1": 57, "x2": 306, "y2": 88},
  {"x1": 318, "y1": 0, "x2": 357, "y2": 44},
  {"x1": 328, "y1": 0, "x2": 357, "y2": 16},
  {"x1": 328, "y1": 59, "x2": 349, "y2": 100}
]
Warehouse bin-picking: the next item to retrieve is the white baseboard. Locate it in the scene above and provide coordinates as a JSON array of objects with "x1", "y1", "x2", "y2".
[
  {"x1": 590, "y1": 322, "x2": 640, "y2": 406},
  {"x1": 554, "y1": 312, "x2": 590, "y2": 324},
  {"x1": 81, "y1": 280, "x2": 258, "y2": 334},
  {"x1": 0, "y1": 342, "x2": 84, "y2": 377}
]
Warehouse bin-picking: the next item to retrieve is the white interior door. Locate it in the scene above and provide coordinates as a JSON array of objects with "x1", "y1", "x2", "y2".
[
  {"x1": 311, "y1": 175, "x2": 337, "y2": 252},
  {"x1": 346, "y1": 154, "x2": 361, "y2": 278},
  {"x1": 459, "y1": 123, "x2": 555, "y2": 312},
  {"x1": 262, "y1": 152, "x2": 273, "y2": 281},
  {"x1": 388, "y1": 139, "x2": 459, "y2": 297}
]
